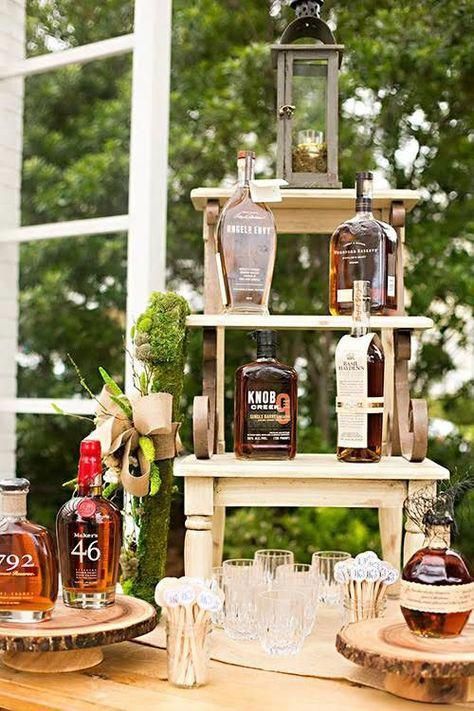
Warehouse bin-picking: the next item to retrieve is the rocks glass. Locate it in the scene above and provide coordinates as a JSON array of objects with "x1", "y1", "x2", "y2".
[
  {"x1": 256, "y1": 589, "x2": 306, "y2": 656},
  {"x1": 254, "y1": 549, "x2": 294, "y2": 588},
  {"x1": 210, "y1": 566, "x2": 225, "y2": 628},
  {"x1": 275, "y1": 563, "x2": 318, "y2": 635},
  {"x1": 312, "y1": 551, "x2": 351, "y2": 607},
  {"x1": 222, "y1": 559, "x2": 257, "y2": 640}
]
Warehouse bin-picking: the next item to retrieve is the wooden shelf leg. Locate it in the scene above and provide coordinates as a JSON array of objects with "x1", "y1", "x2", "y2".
[
  {"x1": 211, "y1": 506, "x2": 226, "y2": 567},
  {"x1": 378, "y1": 506, "x2": 402, "y2": 596},
  {"x1": 184, "y1": 477, "x2": 214, "y2": 578},
  {"x1": 403, "y1": 480, "x2": 437, "y2": 566}
]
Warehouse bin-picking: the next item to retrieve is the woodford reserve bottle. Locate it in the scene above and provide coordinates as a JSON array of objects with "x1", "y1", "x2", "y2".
[
  {"x1": 401, "y1": 510, "x2": 473, "y2": 637},
  {"x1": 0, "y1": 478, "x2": 58, "y2": 622},
  {"x1": 57, "y1": 440, "x2": 121, "y2": 608},
  {"x1": 234, "y1": 331, "x2": 297, "y2": 459},
  {"x1": 329, "y1": 171, "x2": 398, "y2": 315},
  {"x1": 335, "y1": 281, "x2": 384, "y2": 462},
  {"x1": 216, "y1": 151, "x2": 277, "y2": 313}
]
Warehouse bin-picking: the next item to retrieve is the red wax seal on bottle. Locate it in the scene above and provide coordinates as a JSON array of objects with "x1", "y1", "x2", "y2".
[
  {"x1": 77, "y1": 498, "x2": 97, "y2": 518},
  {"x1": 78, "y1": 439, "x2": 102, "y2": 487}
]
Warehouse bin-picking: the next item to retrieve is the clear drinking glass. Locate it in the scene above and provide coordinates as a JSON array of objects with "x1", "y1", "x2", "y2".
[
  {"x1": 312, "y1": 551, "x2": 351, "y2": 607},
  {"x1": 210, "y1": 566, "x2": 225, "y2": 628},
  {"x1": 256, "y1": 589, "x2": 306, "y2": 656},
  {"x1": 223, "y1": 559, "x2": 257, "y2": 640},
  {"x1": 166, "y1": 618, "x2": 210, "y2": 688},
  {"x1": 254, "y1": 549, "x2": 294, "y2": 588},
  {"x1": 341, "y1": 595, "x2": 387, "y2": 626},
  {"x1": 275, "y1": 563, "x2": 318, "y2": 635}
]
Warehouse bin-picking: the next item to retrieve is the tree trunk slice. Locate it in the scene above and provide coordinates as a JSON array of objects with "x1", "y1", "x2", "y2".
[
  {"x1": 0, "y1": 594, "x2": 157, "y2": 673},
  {"x1": 336, "y1": 619, "x2": 474, "y2": 704},
  {"x1": 3, "y1": 647, "x2": 104, "y2": 673}
]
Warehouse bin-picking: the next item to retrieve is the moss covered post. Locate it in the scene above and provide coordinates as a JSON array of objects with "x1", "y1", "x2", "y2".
[{"x1": 121, "y1": 292, "x2": 189, "y2": 607}]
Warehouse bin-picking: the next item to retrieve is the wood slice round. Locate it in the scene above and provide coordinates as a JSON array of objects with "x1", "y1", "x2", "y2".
[
  {"x1": 0, "y1": 594, "x2": 157, "y2": 673},
  {"x1": 336, "y1": 619, "x2": 474, "y2": 704}
]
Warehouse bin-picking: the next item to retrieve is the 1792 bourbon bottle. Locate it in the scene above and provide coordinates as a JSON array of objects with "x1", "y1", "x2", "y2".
[
  {"x1": 216, "y1": 151, "x2": 277, "y2": 313},
  {"x1": 57, "y1": 440, "x2": 121, "y2": 608},
  {"x1": 234, "y1": 331, "x2": 297, "y2": 459},
  {"x1": 335, "y1": 281, "x2": 384, "y2": 462},
  {"x1": 401, "y1": 509, "x2": 473, "y2": 638},
  {"x1": 0, "y1": 478, "x2": 58, "y2": 622},
  {"x1": 329, "y1": 171, "x2": 398, "y2": 315}
]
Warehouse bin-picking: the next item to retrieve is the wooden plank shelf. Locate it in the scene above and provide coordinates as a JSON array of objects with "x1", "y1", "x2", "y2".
[
  {"x1": 191, "y1": 187, "x2": 420, "y2": 212},
  {"x1": 186, "y1": 314, "x2": 433, "y2": 331},
  {"x1": 175, "y1": 454, "x2": 449, "y2": 481}
]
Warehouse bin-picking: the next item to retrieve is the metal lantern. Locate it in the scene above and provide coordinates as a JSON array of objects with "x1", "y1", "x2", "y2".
[{"x1": 271, "y1": 0, "x2": 343, "y2": 188}]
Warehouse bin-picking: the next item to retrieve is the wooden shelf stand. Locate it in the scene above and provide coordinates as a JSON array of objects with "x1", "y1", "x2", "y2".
[{"x1": 180, "y1": 187, "x2": 448, "y2": 579}]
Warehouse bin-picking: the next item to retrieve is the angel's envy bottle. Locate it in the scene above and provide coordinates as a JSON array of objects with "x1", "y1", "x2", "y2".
[
  {"x1": 0, "y1": 478, "x2": 58, "y2": 622},
  {"x1": 57, "y1": 440, "x2": 121, "y2": 609}
]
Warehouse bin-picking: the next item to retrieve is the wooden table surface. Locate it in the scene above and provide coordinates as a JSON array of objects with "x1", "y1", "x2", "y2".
[{"x1": 0, "y1": 640, "x2": 459, "y2": 711}]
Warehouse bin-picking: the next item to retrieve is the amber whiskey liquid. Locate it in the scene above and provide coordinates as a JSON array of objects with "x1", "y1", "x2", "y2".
[
  {"x1": 216, "y1": 151, "x2": 277, "y2": 314},
  {"x1": 234, "y1": 331, "x2": 297, "y2": 459},
  {"x1": 401, "y1": 524, "x2": 473, "y2": 637},
  {"x1": 335, "y1": 281, "x2": 384, "y2": 463},
  {"x1": 0, "y1": 478, "x2": 58, "y2": 622},
  {"x1": 57, "y1": 440, "x2": 121, "y2": 608},
  {"x1": 329, "y1": 171, "x2": 398, "y2": 315}
]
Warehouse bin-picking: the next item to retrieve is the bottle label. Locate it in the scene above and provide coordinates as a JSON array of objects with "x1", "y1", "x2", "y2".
[
  {"x1": 70, "y1": 531, "x2": 102, "y2": 584},
  {"x1": 335, "y1": 333, "x2": 380, "y2": 448},
  {"x1": 245, "y1": 387, "x2": 292, "y2": 444},
  {"x1": 0, "y1": 553, "x2": 37, "y2": 578},
  {"x1": 400, "y1": 580, "x2": 474, "y2": 613},
  {"x1": 387, "y1": 276, "x2": 396, "y2": 298}
]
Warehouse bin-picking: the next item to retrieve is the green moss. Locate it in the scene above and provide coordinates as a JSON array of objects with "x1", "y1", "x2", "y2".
[{"x1": 122, "y1": 291, "x2": 189, "y2": 611}]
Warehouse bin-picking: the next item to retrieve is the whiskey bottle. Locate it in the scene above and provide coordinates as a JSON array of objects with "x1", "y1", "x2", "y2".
[
  {"x1": 57, "y1": 440, "x2": 122, "y2": 609},
  {"x1": 329, "y1": 171, "x2": 398, "y2": 315},
  {"x1": 234, "y1": 331, "x2": 297, "y2": 460},
  {"x1": 401, "y1": 515, "x2": 473, "y2": 637},
  {"x1": 335, "y1": 280, "x2": 384, "y2": 462},
  {"x1": 216, "y1": 151, "x2": 277, "y2": 314},
  {"x1": 0, "y1": 478, "x2": 58, "y2": 622}
]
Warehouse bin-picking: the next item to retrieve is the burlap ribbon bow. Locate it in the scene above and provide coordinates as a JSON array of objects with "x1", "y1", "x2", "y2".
[{"x1": 86, "y1": 386, "x2": 180, "y2": 497}]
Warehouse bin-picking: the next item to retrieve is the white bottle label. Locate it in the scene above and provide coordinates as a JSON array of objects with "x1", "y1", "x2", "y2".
[
  {"x1": 387, "y1": 275, "x2": 396, "y2": 297},
  {"x1": 400, "y1": 580, "x2": 474, "y2": 614},
  {"x1": 337, "y1": 288, "x2": 353, "y2": 303},
  {"x1": 335, "y1": 333, "x2": 378, "y2": 449}
]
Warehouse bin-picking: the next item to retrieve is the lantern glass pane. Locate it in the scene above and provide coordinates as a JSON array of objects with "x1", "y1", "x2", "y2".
[{"x1": 291, "y1": 59, "x2": 328, "y2": 174}]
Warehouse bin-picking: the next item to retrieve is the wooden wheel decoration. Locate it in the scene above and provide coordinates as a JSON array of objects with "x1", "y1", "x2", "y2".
[
  {"x1": 0, "y1": 594, "x2": 157, "y2": 673},
  {"x1": 336, "y1": 618, "x2": 474, "y2": 704},
  {"x1": 193, "y1": 395, "x2": 214, "y2": 459}
]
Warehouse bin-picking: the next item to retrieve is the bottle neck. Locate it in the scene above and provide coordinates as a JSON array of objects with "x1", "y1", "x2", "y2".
[
  {"x1": 78, "y1": 477, "x2": 102, "y2": 498},
  {"x1": 256, "y1": 345, "x2": 277, "y2": 360},
  {"x1": 351, "y1": 288, "x2": 371, "y2": 337},
  {"x1": 0, "y1": 494, "x2": 27, "y2": 519},
  {"x1": 237, "y1": 155, "x2": 255, "y2": 186},
  {"x1": 355, "y1": 197, "x2": 373, "y2": 218},
  {"x1": 424, "y1": 524, "x2": 450, "y2": 549},
  {"x1": 355, "y1": 174, "x2": 374, "y2": 217}
]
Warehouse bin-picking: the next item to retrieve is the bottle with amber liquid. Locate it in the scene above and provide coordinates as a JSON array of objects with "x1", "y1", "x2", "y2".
[
  {"x1": 234, "y1": 330, "x2": 297, "y2": 460},
  {"x1": 216, "y1": 150, "x2": 277, "y2": 314},
  {"x1": 335, "y1": 280, "x2": 384, "y2": 462},
  {"x1": 0, "y1": 478, "x2": 58, "y2": 622},
  {"x1": 57, "y1": 440, "x2": 121, "y2": 608},
  {"x1": 329, "y1": 171, "x2": 398, "y2": 315},
  {"x1": 401, "y1": 513, "x2": 473, "y2": 638}
]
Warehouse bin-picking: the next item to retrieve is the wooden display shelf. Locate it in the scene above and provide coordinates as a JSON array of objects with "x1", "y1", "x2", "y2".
[
  {"x1": 175, "y1": 454, "x2": 449, "y2": 481},
  {"x1": 0, "y1": 594, "x2": 157, "y2": 673},
  {"x1": 336, "y1": 618, "x2": 474, "y2": 704},
  {"x1": 191, "y1": 187, "x2": 420, "y2": 234},
  {"x1": 186, "y1": 314, "x2": 433, "y2": 331}
]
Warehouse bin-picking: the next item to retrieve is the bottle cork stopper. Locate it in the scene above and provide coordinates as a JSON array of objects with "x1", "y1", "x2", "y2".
[{"x1": 0, "y1": 478, "x2": 29, "y2": 517}]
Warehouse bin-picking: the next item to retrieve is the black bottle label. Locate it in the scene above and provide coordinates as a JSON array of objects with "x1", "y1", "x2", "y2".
[{"x1": 245, "y1": 387, "x2": 292, "y2": 444}]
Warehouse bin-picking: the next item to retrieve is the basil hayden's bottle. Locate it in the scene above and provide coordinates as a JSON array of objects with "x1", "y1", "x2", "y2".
[{"x1": 234, "y1": 331, "x2": 297, "y2": 460}]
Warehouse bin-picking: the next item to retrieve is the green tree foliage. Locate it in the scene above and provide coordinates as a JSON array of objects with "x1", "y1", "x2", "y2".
[{"x1": 20, "y1": 0, "x2": 472, "y2": 561}]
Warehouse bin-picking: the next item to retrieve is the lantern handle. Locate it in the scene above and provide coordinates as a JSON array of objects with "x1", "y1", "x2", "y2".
[{"x1": 280, "y1": 16, "x2": 336, "y2": 45}]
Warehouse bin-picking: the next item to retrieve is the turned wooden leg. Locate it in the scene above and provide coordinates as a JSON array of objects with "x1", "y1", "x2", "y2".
[
  {"x1": 379, "y1": 506, "x2": 402, "y2": 596},
  {"x1": 403, "y1": 480, "x2": 437, "y2": 566},
  {"x1": 211, "y1": 506, "x2": 226, "y2": 567},
  {"x1": 184, "y1": 515, "x2": 213, "y2": 578},
  {"x1": 184, "y1": 477, "x2": 214, "y2": 578}
]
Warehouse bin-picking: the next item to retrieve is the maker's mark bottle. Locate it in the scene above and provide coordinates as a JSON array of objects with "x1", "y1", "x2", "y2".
[
  {"x1": 0, "y1": 478, "x2": 58, "y2": 622},
  {"x1": 329, "y1": 171, "x2": 398, "y2": 315},
  {"x1": 57, "y1": 440, "x2": 121, "y2": 609},
  {"x1": 216, "y1": 151, "x2": 277, "y2": 314}
]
